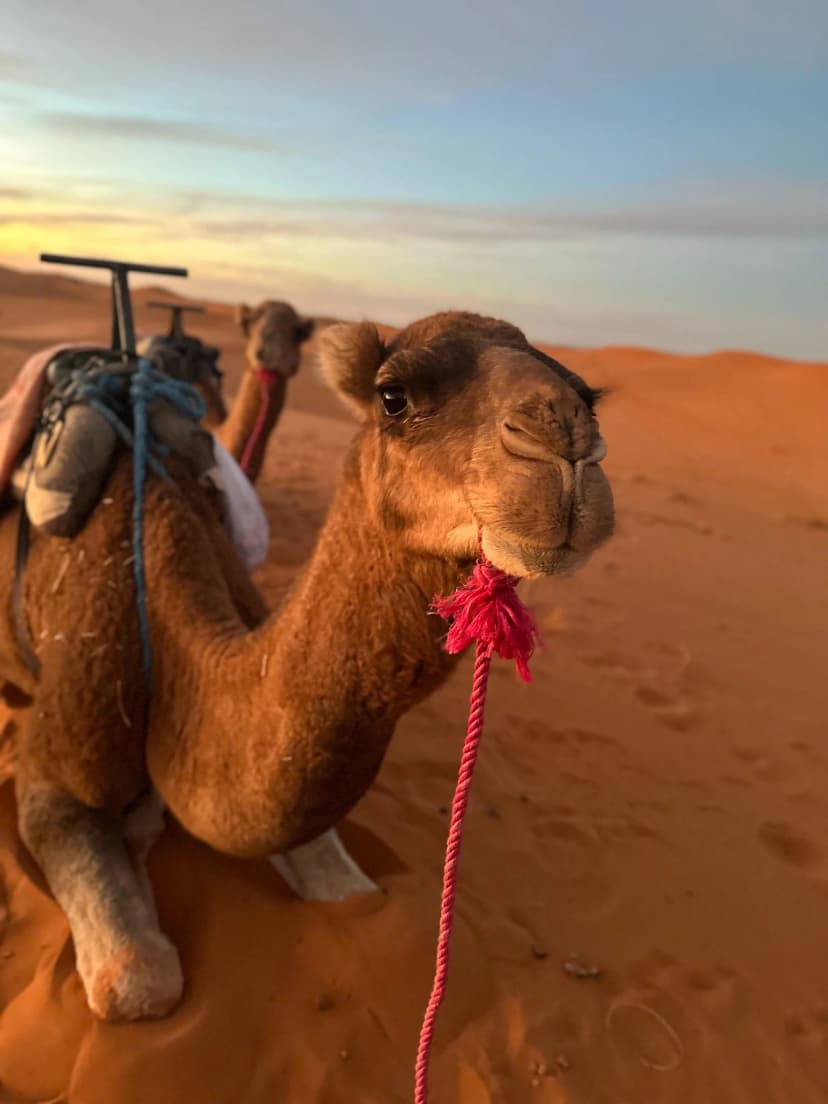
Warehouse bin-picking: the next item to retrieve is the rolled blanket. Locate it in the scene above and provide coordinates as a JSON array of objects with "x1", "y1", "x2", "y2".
[{"x1": 212, "y1": 440, "x2": 269, "y2": 572}]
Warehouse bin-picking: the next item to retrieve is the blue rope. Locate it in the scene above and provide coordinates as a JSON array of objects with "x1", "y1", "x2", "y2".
[{"x1": 53, "y1": 357, "x2": 205, "y2": 679}]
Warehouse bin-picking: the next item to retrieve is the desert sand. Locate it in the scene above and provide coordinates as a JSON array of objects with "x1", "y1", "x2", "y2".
[{"x1": 0, "y1": 264, "x2": 826, "y2": 1103}]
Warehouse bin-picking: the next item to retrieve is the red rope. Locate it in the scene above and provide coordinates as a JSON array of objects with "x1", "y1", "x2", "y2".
[
  {"x1": 239, "y1": 369, "x2": 279, "y2": 477},
  {"x1": 415, "y1": 555, "x2": 539, "y2": 1102},
  {"x1": 414, "y1": 641, "x2": 492, "y2": 1103}
]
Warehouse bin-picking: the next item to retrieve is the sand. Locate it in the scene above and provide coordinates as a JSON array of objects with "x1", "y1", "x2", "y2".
[{"x1": 0, "y1": 266, "x2": 827, "y2": 1103}]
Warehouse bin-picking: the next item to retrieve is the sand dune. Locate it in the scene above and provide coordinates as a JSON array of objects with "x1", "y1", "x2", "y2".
[{"x1": 0, "y1": 269, "x2": 827, "y2": 1102}]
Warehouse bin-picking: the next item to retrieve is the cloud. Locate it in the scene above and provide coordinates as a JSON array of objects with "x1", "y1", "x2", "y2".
[
  {"x1": 7, "y1": 178, "x2": 827, "y2": 251},
  {"x1": 0, "y1": 186, "x2": 32, "y2": 201},
  {"x1": 13, "y1": 180, "x2": 822, "y2": 250},
  {"x1": 187, "y1": 186, "x2": 828, "y2": 246},
  {"x1": 0, "y1": 211, "x2": 153, "y2": 227},
  {"x1": 6, "y1": 0, "x2": 828, "y2": 103},
  {"x1": 41, "y1": 112, "x2": 291, "y2": 153},
  {"x1": 0, "y1": 51, "x2": 28, "y2": 78}
]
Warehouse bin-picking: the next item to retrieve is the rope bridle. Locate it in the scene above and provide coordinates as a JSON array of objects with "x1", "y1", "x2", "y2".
[{"x1": 415, "y1": 552, "x2": 539, "y2": 1101}]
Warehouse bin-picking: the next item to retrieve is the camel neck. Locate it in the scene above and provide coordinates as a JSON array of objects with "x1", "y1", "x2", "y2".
[
  {"x1": 215, "y1": 366, "x2": 287, "y2": 481},
  {"x1": 144, "y1": 445, "x2": 471, "y2": 854},
  {"x1": 265, "y1": 446, "x2": 467, "y2": 728}
]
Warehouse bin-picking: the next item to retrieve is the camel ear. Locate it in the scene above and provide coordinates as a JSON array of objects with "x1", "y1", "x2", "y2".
[
  {"x1": 295, "y1": 318, "x2": 315, "y2": 343},
  {"x1": 318, "y1": 322, "x2": 385, "y2": 418},
  {"x1": 234, "y1": 303, "x2": 254, "y2": 335}
]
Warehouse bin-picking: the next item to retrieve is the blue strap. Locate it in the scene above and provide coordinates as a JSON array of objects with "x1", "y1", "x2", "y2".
[{"x1": 50, "y1": 357, "x2": 206, "y2": 680}]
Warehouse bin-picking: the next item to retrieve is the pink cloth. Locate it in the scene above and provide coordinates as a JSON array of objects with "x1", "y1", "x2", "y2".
[{"x1": 0, "y1": 343, "x2": 92, "y2": 498}]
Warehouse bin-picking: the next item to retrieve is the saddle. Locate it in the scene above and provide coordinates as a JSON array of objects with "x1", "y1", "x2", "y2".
[
  {"x1": 136, "y1": 333, "x2": 222, "y2": 388},
  {"x1": 12, "y1": 345, "x2": 221, "y2": 539},
  {"x1": 136, "y1": 300, "x2": 223, "y2": 390}
]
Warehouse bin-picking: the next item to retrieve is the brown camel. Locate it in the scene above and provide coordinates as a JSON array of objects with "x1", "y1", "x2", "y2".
[
  {"x1": 210, "y1": 301, "x2": 315, "y2": 482},
  {"x1": 0, "y1": 310, "x2": 613, "y2": 1023}
]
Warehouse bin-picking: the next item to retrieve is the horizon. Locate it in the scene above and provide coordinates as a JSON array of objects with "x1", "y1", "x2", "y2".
[
  {"x1": 6, "y1": 257, "x2": 823, "y2": 366},
  {"x1": 2, "y1": 1, "x2": 827, "y2": 360}
]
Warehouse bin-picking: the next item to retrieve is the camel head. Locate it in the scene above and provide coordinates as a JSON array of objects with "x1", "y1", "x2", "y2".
[
  {"x1": 138, "y1": 334, "x2": 227, "y2": 424},
  {"x1": 235, "y1": 300, "x2": 315, "y2": 378},
  {"x1": 319, "y1": 311, "x2": 614, "y2": 578}
]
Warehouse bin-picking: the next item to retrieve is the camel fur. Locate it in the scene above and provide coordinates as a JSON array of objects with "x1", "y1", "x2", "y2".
[{"x1": 0, "y1": 311, "x2": 613, "y2": 1022}]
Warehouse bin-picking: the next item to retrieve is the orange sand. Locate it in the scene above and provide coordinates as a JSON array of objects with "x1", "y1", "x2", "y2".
[{"x1": 0, "y1": 267, "x2": 827, "y2": 1103}]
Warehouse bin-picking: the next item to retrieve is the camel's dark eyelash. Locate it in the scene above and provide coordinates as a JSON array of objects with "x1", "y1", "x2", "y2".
[{"x1": 584, "y1": 386, "x2": 607, "y2": 411}]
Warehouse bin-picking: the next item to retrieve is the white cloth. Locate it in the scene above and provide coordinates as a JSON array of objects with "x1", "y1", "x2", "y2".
[{"x1": 212, "y1": 439, "x2": 270, "y2": 572}]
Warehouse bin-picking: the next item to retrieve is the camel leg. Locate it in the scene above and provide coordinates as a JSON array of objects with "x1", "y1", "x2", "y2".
[
  {"x1": 270, "y1": 827, "x2": 379, "y2": 902},
  {"x1": 16, "y1": 782, "x2": 183, "y2": 1022}
]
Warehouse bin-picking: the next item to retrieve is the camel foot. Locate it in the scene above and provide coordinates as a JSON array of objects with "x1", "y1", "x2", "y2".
[
  {"x1": 82, "y1": 932, "x2": 183, "y2": 1022},
  {"x1": 270, "y1": 827, "x2": 380, "y2": 902}
]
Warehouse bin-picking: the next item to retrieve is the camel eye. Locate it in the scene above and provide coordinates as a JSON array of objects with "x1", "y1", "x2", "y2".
[{"x1": 380, "y1": 386, "x2": 408, "y2": 417}]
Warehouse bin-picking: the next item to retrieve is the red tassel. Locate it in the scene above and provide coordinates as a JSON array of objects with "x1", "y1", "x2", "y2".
[{"x1": 432, "y1": 558, "x2": 539, "y2": 682}]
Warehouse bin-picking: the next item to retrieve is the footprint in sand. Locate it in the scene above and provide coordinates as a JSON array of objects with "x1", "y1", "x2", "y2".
[
  {"x1": 631, "y1": 642, "x2": 699, "y2": 732},
  {"x1": 783, "y1": 1005, "x2": 828, "y2": 1092},
  {"x1": 784, "y1": 1005, "x2": 828, "y2": 1044},
  {"x1": 729, "y1": 746, "x2": 791, "y2": 784},
  {"x1": 583, "y1": 635, "x2": 697, "y2": 731},
  {"x1": 635, "y1": 685, "x2": 672, "y2": 707},
  {"x1": 581, "y1": 649, "x2": 643, "y2": 679},
  {"x1": 757, "y1": 821, "x2": 823, "y2": 873},
  {"x1": 502, "y1": 717, "x2": 638, "y2": 792},
  {"x1": 636, "y1": 511, "x2": 714, "y2": 537},
  {"x1": 784, "y1": 515, "x2": 828, "y2": 534},
  {"x1": 681, "y1": 962, "x2": 747, "y2": 1019},
  {"x1": 635, "y1": 685, "x2": 698, "y2": 732},
  {"x1": 530, "y1": 813, "x2": 613, "y2": 915},
  {"x1": 668, "y1": 490, "x2": 704, "y2": 507}
]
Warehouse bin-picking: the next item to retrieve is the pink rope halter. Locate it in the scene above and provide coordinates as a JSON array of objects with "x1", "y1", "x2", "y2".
[
  {"x1": 239, "y1": 368, "x2": 282, "y2": 477},
  {"x1": 415, "y1": 553, "x2": 539, "y2": 1102}
]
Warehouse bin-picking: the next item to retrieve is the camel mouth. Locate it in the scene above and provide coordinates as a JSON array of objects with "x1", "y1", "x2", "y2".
[
  {"x1": 479, "y1": 490, "x2": 614, "y2": 578},
  {"x1": 481, "y1": 529, "x2": 595, "y2": 579}
]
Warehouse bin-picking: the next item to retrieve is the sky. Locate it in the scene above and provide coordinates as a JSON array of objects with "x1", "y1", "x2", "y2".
[{"x1": 1, "y1": 0, "x2": 827, "y2": 358}]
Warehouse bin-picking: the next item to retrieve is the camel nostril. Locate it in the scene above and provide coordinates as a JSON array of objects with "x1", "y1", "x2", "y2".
[{"x1": 500, "y1": 418, "x2": 559, "y2": 462}]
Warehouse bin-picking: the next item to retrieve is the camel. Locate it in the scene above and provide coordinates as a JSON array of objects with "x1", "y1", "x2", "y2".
[
  {"x1": 0, "y1": 310, "x2": 614, "y2": 1023},
  {"x1": 209, "y1": 300, "x2": 315, "y2": 482}
]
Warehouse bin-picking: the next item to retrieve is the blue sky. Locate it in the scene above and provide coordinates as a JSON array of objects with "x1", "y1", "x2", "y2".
[{"x1": 1, "y1": 0, "x2": 826, "y2": 357}]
